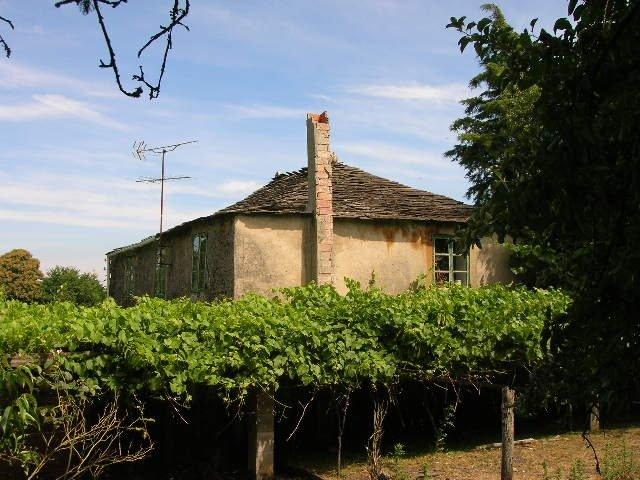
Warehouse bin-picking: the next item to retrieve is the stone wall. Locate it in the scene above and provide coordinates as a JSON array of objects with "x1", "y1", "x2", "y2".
[{"x1": 107, "y1": 215, "x2": 235, "y2": 305}]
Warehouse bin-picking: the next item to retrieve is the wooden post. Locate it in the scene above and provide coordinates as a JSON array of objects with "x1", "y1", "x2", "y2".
[
  {"x1": 248, "y1": 390, "x2": 275, "y2": 480},
  {"x1": 501, "y1": 387, "x2": 515, "y2": 480},
  {"x1": 588, "y1": 402, "x2": 600, "y2": 432}
]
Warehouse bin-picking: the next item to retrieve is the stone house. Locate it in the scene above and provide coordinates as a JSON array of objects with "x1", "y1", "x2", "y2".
[
  {"x1": 106, "y1": 112, "x2": 512, "y2": 306},
  {"x1": 105, "y1": 112, "x2": 513, "y2": 478}
]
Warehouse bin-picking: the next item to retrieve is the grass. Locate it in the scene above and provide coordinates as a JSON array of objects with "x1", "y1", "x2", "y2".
[{"x1": 291, "y1": 425, "x2": 640, "y2": 480}]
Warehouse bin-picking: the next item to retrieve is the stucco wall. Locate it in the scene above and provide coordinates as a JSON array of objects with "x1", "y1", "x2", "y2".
[
  {"x1": 108, "y1": 214, "x2": 514, "y2": 305},
  {"x1": 233, "y1": 215, "x2": 310, "y2": 297},
  {"x1": 333, "y1": 219, "x2": 454, "y2": 294},
  {"x1": 469, "y1": 236, "x2": 514, "y2": 287},
  {"x1": 107, "y1": 216, "x2": 234, "y2": 305}
]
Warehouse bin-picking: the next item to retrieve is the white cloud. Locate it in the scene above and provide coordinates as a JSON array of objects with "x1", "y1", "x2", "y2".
[
  {"x1": 225, "y1": 104, "x2": 306, "y2": 119},
  {"x1": 0, "y1": 170, "x2": 260, "y2": 231},
  {"x1": 163, "y1": 180, "x2": 262, "y2": 199},
  {"x1": 196, "y1": 5, "x2": 349, "y2": 53},
  {"x1": 339, "y1": 142, "x2": 456, "y2": 170},
  {"x1": 0, "y1": 94, "x2": 127, "y2": 130},
  {"x1": 217, "y1": 180, "x2": 262, "y2": 195},
  {"x1": 0, "y1": 62, "x2": 119, "y2": 98},
  {"x1": 350, "y1": 82, "x2": 469, "y2": 104}
]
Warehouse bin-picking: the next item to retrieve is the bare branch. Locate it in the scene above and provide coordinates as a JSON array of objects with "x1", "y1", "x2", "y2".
[
  {"x1": 286, "y1": 389, "x2": 317, "y2": 442},
  {"x1": 1, "y1": 387, "x2": 153, "y2": 480},
  {"x1": 91, "y1": 0, "x2": 143, "y2": 98},
  {"x1": 0, "y1": 15, "x2": 15, "y2": 58},
  {"x1": 133, "y1": 0, "x2": 190, "y2": 99},
  {"x1": 55, "y1": 0, "x2": 190, "y2": 99}
]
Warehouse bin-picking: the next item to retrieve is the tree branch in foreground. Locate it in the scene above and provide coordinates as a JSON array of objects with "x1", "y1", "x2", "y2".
[
  {"x1": 54, "y1": 0, "x2": 190, "y2": 99},
  {"x1": 0, "y1": 15, "x2": 14, "y2": 57}
]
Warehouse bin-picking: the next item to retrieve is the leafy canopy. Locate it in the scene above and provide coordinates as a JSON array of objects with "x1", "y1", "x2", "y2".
[
  {"x1": 0, "y1": 283, "x2": 569, "y2": 399},
  {"x1": 446, "y1": 1, "x2": 640, "y2": 401},
  {"x1": 43, "y1": 266, "x2": 106, "y2": 306},
  {"x1": 0, "y1": 250, "x2": 43, "y2": 303}
]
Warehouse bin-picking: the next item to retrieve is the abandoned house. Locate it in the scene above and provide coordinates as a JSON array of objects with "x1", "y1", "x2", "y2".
[{"x1": 106, "y1": 112, "x2": 512, "y2": 306}]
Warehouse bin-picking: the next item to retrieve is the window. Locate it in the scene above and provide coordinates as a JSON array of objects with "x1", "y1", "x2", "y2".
[
  {"x1": 155, "y1": 246, "x2": 170, "y2": 298},
  {"x1": 123, "y1": 256, "x2": 136, "y2": 297},
  {"x1": 155, "y1": 264, "x2": 168, "y2": 298},
  {"x1": 191, "y1": 233, "x2": 208, "y2": 293},
  {"x1": 434, "y1": 236, "x2": 469, "y2": 285}
]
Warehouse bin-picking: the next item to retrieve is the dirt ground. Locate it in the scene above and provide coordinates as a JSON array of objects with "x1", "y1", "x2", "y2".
[{"x1": 296, "y1": 425, "x2": 640, "y2": 480}]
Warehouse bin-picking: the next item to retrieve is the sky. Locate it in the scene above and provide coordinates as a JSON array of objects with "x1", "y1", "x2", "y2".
[{"x1": 0, "y1": 0, "x2": 567, "y2": 281}]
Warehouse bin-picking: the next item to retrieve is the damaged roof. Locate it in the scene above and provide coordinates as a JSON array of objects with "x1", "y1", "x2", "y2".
[
  {"x1": 107, "y1": 162, "x2": 472, "y2": 256},
  {"x1": 218, "y1": 162, "x2": 473, "y2": 223}
]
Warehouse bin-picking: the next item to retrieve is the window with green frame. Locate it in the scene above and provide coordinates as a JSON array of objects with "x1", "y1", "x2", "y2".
[
  {"x1": 434, "y1": 236, "x2": 469, "y2": 285},
  {"x1": 191, "y1": 233, "x2": 208, "y2": 293},
  {"x1": 155, "y1": 264, "x2": 168, "y2": 298},
  {"x1": 123, "y1": 256, "x2": 136, "y2": 297},
  {"x1": 155, "y1": 247, "x2": 170, "y2": 298}
]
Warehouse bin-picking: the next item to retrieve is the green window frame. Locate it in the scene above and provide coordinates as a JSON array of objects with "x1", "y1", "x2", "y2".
[
  {"x1": 155, "y1": 264, "x2": 168, "y2": 298},
  {"x1": 433, "y1": 236, "x2": 469, "y2": 286},
  {"x1": 123, "y1": 256, "x2": 136, "y2": 297},
  {"x1": 191, "y1": 233, "x2": 208, "y2": 293},
  {"x1": 155, "y1": 247, "x2": 170, "y2": 298}
]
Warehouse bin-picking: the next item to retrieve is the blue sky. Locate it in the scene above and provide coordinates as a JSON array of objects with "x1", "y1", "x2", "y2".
[{"x1": 0, "y1": 0, "x2": 566, "y2": 280}]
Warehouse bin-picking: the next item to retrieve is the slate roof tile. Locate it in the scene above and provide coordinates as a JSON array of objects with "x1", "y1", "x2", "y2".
[
  {"x1": 218, "y1": 162, "x2": 473, "y2": 223},
  {"x1": 107, "y1": 162, "x2": 472, "y2": 255}
]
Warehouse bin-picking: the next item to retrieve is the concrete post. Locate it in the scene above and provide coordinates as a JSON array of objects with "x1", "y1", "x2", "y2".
[
  {"x1": 501, "y1": 387, "x2": 515, "y2": 480},
  {"x1": 248, "y1": 390, "x2": 275, "y2": 480}
]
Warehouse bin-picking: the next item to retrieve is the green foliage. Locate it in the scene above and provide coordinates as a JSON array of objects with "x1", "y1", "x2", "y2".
[
  {"x1": 0, "y1": 283, "x2": 569, "y2": 401},
  {"x1": 0, "y1": 363, "x2": 45, "y2": 470},
  {"x1": 0, "y1": 250, "x2": 43, "y2": 303},
  {"x1": 422, "y1": 462, "x2": 430, "y2": 480},
  {"x1": 567, "y1": 460, "x2": 587, "y2": 480},
  {"x1": 0, "y1": 283, "x2": 569, "y2": 475},
  {"x1": 42, "y1": 266, "x2": 106, "y2": 306},
  {"x1": 602, "y1": 441, "x2": 639, "y2": 480},
  {"x1": 447, "y1": 1, "x2": 640, "y2": 403},
  {"x1": 435, "y1": 404, "x2": 456, "y2": 452},
  {"x1": 542, "y1": 441, "x2": 639, "y2": 480},
  {"x1": 389, "y1": 443, "x2": 409, "y2": 480}
]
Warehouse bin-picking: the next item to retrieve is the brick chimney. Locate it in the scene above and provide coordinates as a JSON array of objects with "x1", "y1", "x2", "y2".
[{"x1": 306, "y1": 112, "x2": 334, "y2": 285}]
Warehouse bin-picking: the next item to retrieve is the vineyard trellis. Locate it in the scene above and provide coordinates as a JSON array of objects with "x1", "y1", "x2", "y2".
[{"x1": 0, "y1": 281, "x2": 570, "y2": 477}]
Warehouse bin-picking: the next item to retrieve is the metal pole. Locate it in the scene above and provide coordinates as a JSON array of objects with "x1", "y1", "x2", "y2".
[{"x1": 160, "y1": 149, "x2": 166, "y2": 239}]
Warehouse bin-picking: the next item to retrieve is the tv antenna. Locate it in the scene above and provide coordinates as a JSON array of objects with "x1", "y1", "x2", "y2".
[{"x1": 134, "y1": 140, "x2": 196, "y2": 266}]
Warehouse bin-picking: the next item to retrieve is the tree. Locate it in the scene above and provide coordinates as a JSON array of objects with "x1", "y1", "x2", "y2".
[
  {"x1": 43, "y1": 266, "x2": 106, "y2": 306},
  {"x1": 1, "y1": 1, "x2": 191, "y2": 99},
  {"x1": 0, "y1": 249, "x2": 43, "y2": 303},
  {"x1": 446, "y1": 1, "x2": 640, "y2": 405}
]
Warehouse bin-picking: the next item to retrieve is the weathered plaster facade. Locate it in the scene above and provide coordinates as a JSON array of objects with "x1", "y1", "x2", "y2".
[
  {"x1": 107, "y1": 112, "x2": 513, "y2": 306},
  {"x1": 333, "y1": 219, "x2": 455, "y2": 294},
  {"x1": 233, "y1": 214, "x2": 310, "y2": 298},
  {"x1": 105, "y1": 111, "x2": 515, "y2": 479}
]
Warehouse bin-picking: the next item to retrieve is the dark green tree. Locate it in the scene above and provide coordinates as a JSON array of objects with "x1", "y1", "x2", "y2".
[
  {"x1": 43, "y1": 266, "x2": 106, "y2": 306},
  {"x1": 0, "y1": 249, "x2": 43, "y2": 303},
  {"x1": 447, "y1": 1, "x2": 640, "y2": 405}
]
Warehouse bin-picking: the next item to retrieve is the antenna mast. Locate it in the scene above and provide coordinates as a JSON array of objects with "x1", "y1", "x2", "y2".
[{"x1": 134, "y1": 140, "x2": 196, "y2": 270}]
